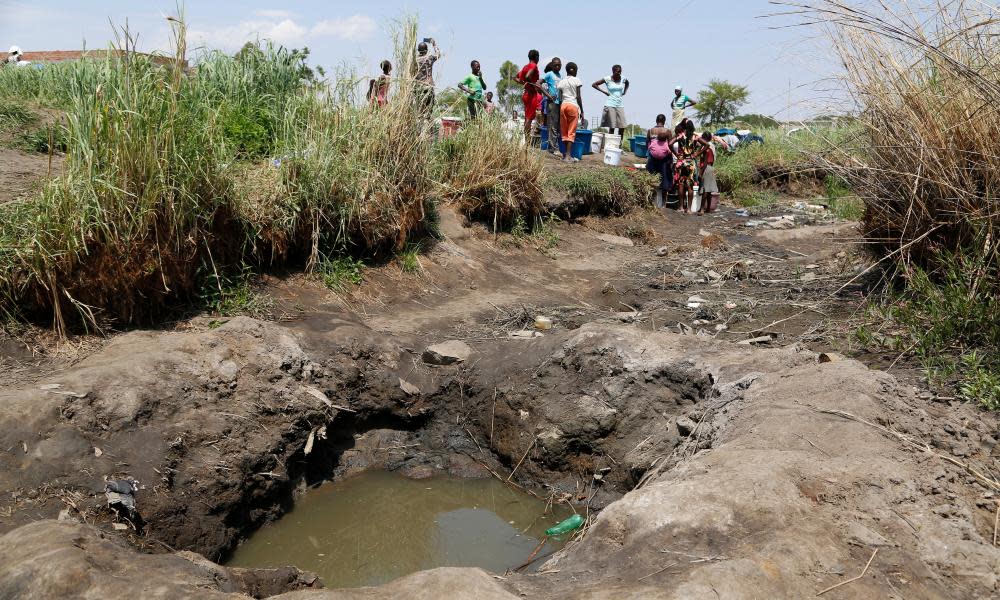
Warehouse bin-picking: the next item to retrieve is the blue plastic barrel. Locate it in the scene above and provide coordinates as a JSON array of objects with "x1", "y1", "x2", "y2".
[
  {"x1": 571, "y1": 139, "x2": 586, "y2": 160},
  {"x1": 632, "y1": 134, "x2": 648, "y2": 146},
  {"x1": 575, "y1": 129, "x2": 594, "y2": 155}
]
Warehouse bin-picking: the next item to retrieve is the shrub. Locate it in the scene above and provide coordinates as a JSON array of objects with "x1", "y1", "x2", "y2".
[
  {"x1": 548, "y1": 168, "x2": 656, "y2": 216},
  {"x1": 433, "y1": 117, "x2": 544, "y2": 231}
]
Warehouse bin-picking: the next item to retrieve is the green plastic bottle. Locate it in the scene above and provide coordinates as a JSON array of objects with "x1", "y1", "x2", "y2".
[{"x1": 545, "y1": 514, "x2": 584, "y2": 536}]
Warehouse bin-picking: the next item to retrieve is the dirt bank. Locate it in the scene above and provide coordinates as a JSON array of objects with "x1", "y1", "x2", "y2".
[{"x1": 1, "y1": 189, "x2": 998, "y2": 598}]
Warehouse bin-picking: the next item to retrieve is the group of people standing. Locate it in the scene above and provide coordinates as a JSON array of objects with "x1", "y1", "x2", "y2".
[
  {"x1": 645, "y1": 115, "x2": 721, "y2": 214},
  {"x1": 512, "y1": 50, "x2": 636, "y2": 163}
]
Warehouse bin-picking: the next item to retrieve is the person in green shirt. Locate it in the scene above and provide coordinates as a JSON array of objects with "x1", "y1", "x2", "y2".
[{"x1": 459, "y1": 60, "x2": 487, "y2": 120}]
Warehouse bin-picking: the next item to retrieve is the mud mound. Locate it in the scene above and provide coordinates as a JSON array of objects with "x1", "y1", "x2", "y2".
[{"x1": 0, "y1": 321, "x2": 997, "y2": 598}]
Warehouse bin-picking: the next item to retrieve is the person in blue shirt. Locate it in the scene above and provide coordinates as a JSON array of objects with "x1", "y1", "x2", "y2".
[
  {"x1": 593, "y1": 64, "x2": 629, "y2": 139},
  {"x1": 540, "y1": 58, "x2": 563, "y2": 156}
]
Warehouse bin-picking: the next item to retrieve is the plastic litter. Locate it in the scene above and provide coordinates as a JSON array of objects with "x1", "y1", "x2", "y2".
[
  {"x1": 534, "y1": 316, "x2": 553, "y2": 331},
  {"x1": 545, "y1": 513, "x2": 585, "y2": 536}
]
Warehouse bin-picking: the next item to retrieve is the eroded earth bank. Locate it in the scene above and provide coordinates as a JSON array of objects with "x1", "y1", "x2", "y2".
[{"x1": 1, "y1": 206, "x2": 998, "y2": 599}]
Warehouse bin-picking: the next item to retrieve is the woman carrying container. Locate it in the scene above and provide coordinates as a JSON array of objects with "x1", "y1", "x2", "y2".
[
  {"x1": 646, "y1": 114, "x2": 673, "y2": 208},
  {"x1": 593, "y1": 65, "x2": 629, "y2": 139},
  {"x1": 556, "y1": 62, "x2": 584, "y2": 163}
]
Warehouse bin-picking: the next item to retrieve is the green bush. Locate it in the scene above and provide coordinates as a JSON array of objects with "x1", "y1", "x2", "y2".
[
  {"x1": 859, "y1": 248, "x2": 1000, "y2": 410},
  {"x1": 548, "y1": 168, "x2": 656, "y2": 216}
]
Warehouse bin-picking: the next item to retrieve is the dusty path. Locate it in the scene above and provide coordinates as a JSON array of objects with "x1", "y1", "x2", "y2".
[{"x1": 1, "y1": 184, "x2": 998, "y2": 599}]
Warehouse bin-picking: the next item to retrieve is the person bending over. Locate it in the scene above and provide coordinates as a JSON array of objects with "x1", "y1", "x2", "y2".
[{"x1": 646, "y1": 114, "x2": 674, "y2": 208}]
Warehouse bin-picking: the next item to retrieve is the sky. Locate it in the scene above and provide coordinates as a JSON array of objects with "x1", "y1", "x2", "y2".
[{"x1": 1, "y1": 1, "x2": 845, "y2": 123}]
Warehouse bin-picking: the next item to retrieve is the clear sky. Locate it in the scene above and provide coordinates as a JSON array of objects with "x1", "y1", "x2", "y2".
[{"x1": 1, "y1": 1, "x2": 843, "y2": 123}]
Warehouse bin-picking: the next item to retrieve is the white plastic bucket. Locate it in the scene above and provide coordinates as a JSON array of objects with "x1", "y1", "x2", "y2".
[
  {"x1": 690, "y1": 189, "x2": 702, "y2": 213},
  {"x1": 604, "y1": 148, "x2": 622, "y2": 166},
  {"x1": 591, "y1": 132, "x2": 605, "y2": 154},
  {"x1": 604, "y1": 134, "x2": 622, "y2": 150}
]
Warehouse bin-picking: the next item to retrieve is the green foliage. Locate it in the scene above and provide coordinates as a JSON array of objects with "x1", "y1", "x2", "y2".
[
  {"x1": 548, "y1": 168, "x2": 657, "y2": 215},
  {"x1": 220, "y1": 105, "x2": 271, "y2": 158},
  {"x1": 0, "y1": 104, "x2": 36, "y2": 131},
  {"x1": 199, "y1": 266, "x2": 274, "y2": 318},
  {"x1": 823, "y1": 175, "x2": 863, "y2": 220},
  {"x1": 532, "y1": 212, "x2": 561, "y2": 249},
  {"x1": 734, "y1": 190, "x2": 779, "y2": 212},
  {"x1": 696, "y1": 79, "x2": 750, "y2": 126},
  {"x1": 397, "y1": 243, "x2": 422, "y2": 273},
  {"x1": 317, "y1": 256, "x2": 365, "y2": 291},
  {"x1": 860, "y1": 248, "x2": 1000, "y2": 410},
  {"x1": 496, "y1": 60, "x2": 521, "y2": 116},
  {"x1": 16, "y1": 124, "x2": 69, "y2": 154}
]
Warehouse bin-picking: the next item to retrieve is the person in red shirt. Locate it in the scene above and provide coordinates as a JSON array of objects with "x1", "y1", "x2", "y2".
[{"x1": 515, "y1": 49, "x2": 541, "y2": 142}]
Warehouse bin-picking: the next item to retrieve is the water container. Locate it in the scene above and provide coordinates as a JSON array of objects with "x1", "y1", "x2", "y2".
[
  {"x1": 633, "y1": 140, "x2": 649, "y2": 159},
  {"x1": 632, "y1": 134, "x2": 648, "y2": 146},
  {"x1": 571, "y1": 138, "x2": 586, "y2": 160},
  {"x1": 604, "y1": 134, "x2": 622, "y2": 151},
  {"x1": 545, "y1": 514, "x2": 585, "y2": 536},
  {"x1": 539, "y1": 125, "x2": 549, "y2": 150},
  {"x1": 604, "y1": 147, "x2": 622, "y2": 166},
  {"x1": 591, "y1": 132, "x2": 605, "y2": 154},
  {"x1": 575, "y1": 129, "x2": 594, "y2": 155}
]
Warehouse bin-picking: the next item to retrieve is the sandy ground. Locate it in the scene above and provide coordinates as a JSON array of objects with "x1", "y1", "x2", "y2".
[{"x1": 0, "y1": 157, "x2": 998, "y2": 599}]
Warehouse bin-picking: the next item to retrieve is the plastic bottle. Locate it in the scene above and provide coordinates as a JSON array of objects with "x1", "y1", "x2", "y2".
[{"x1": 545, "y1": 513, "x2": 584, "y2": 536}]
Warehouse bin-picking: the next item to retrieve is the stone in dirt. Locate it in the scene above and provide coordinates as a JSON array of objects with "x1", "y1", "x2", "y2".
[
  {"x1": 595, "y1": 233, "x2": 635, "y2": 247},
  {"x1": 422, "y1": 340, "x2": 473, "y2": 365},
  {"x1": 656, "y1": 246, "x2": 669, "y2": 256}
]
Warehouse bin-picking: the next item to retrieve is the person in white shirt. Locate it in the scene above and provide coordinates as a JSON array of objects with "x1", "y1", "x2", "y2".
[{"x1": 556, "y1": 62, "x2": 584, "y2": 163}]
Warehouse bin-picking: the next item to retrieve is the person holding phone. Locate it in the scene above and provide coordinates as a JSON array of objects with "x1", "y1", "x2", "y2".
[{"x1": 415, "y1": 38, "x2": 440, "y2": 115}]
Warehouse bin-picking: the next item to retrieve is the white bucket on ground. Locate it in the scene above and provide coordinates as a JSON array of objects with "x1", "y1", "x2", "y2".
[
  {"x1": 604, "y1": 134, "x2": 622, "y2": 151},
  {"x1": 604, "y1": 148, "x2": 622, "y2": 166},
  {"x1": 591, "y1": 132, "x2": 605, "y2": 154}
]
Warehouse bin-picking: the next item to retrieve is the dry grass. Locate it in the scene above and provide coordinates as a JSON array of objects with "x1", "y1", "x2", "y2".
[
  {"x1": 778, "y1": 0, "x2": 1000, "y2": 265},
  {"x1": 434, "y1": 117, "x2": 544, "y2": 230}
]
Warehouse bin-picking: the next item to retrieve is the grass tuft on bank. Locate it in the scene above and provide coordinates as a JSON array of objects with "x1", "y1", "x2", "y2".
[{"x1": 548, "y1": 168, "x2": 657, "y2": 216}]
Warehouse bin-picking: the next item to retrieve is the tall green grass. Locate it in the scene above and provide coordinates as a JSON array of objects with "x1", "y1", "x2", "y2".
[{"x1": 0, "y1": 16, "x2": 448, "y2": 332}]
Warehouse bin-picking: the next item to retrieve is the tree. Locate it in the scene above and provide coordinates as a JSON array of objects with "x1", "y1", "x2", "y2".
[
  {"x1": 496, "y1": 60, "x2": 521, "y2": 116},
  {"x1": 695, "y1": 80, "x2": 750, "y2": 126}
]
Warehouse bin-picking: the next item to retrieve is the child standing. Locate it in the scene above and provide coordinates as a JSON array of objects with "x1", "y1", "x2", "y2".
[{"x1": 556, "y1": 62, "x2": 584, "y2": 163}]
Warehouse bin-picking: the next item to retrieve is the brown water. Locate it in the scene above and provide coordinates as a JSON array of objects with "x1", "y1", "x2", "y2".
[{"x1": 226, "y1": 470, "x2": 574, "y2": 588}]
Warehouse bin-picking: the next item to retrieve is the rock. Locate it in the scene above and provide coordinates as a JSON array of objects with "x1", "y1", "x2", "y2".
[
  {"x1": 399, "y1": 378, "x2": 421, "y2": 396},
  {"x1": 706, "y1": 270, "x2": 723, "y2": 281},
  {"x1": 0, "y1": 521, "x2": 322, "y2": 599},
  {"x1": 613, "y1": 312, "x2": 641, "y2": 323},
  {"x1": 676, "y1": 416, "x2": 698, "y2": 437},
  {"x1": 800, "y1": 272, "x2": 817, "y2": 282},
  {"x1": 656, "y1": 246, "x2": 669, "y2": 257},
  {"x1": 596, "y1": 233, "x2": 635, "y2": 247},
  {"x1": 422, "y1": 341, "x2": 473, "y2": 365},
  {"x1": 509, "y1": 330, "x2": 543, "y2": 339}
]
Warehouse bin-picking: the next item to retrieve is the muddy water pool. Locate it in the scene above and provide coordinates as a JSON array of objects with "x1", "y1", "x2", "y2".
[{"x1": 226, "y1": 470, "x2": 574, "y2": 588}]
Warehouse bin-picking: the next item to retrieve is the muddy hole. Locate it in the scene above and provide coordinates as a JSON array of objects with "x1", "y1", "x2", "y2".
[{"x1": 225, "y1": 470, "x2": 575, "y2": 588}]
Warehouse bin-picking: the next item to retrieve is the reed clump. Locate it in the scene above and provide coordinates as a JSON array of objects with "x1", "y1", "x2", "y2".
[
  {"x1": 782, "y1": 1, "x2": 1000, "y2": 406},
  {"x1": 433, "y1": 116, "x2": 544, "y2": 230},
  {"x1": 548, "y1": 168, "x2": 657, "y2": 216},
  {"x1": 0, "y1": 16, "x2": 440, "y2": 331}
]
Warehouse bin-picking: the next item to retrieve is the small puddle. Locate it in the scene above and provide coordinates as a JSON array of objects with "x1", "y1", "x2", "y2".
[{"x1": 226, "y1": 470, "x2": 575, "y2": 588}]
